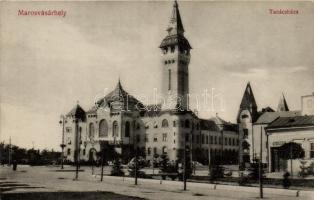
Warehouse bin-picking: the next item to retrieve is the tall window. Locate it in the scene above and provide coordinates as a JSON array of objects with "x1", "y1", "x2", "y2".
[
  {"x1": 185, "y1": 119, "x2": 190, "y2": 128},
  {"x1": 311, "y1": 143, "x2": 314, "y2": 158},
  {"x1": 162, "y1": 119, "x2": 169, "y2": 128},
  {"x1": 136, "y1": 135, "x2": 140, "y2": 143},
  {"x1": 99, "y1": 119, "x2": 108, "y2": 137},
  {"x1": 243, "y1": 129, "x2": 248, "y2": 139},
  {"x1": 168, "y1": 69, "x2": 171, "y2": 91},
  {"x1": 162, "y1": 133, "x2": 167, "y2": 142},
  {"x1": 89, "y1": 123, "x2": 95, "y2": 138},
  {"x1": 125, "y1": 121, "x2": 130, "y2": 137},
  {"x1": 173, "y1": 120, "x2": 176, "y2": 127},
  {"x1": 112, "y1": 121, "x2": 118, "y2": 137},
  {"x1": 147, "y1": 147, "x2": 151, "y2": 156},
  {"x1": 153, "y1": 147, "x2": 158, "y2": 155}
]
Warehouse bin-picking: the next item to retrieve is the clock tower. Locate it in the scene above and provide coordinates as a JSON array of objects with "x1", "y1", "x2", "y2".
[{"x1": 159, "y1": 0, "x2": 191, "y2": 111}]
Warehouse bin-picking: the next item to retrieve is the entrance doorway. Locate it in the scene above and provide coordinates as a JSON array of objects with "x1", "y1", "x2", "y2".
[{"x1": 271, "y1": 147, "x2": 287, "y2": 172}]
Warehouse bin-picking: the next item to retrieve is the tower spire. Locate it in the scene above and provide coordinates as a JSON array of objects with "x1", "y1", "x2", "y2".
[
  {"x1": 167, "y1": 0, "x2": 185, "y2": 36},
  {"x1": 277, "y1": 93, "x2": 289, "y2": 112}
]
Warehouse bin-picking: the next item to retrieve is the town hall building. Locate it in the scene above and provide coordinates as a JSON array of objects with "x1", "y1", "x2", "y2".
[{"x1": 60, "y1": 1, "x2": 239, "y2": 165}]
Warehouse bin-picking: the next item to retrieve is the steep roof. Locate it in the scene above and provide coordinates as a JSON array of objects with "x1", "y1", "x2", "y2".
[
  {"x1": 237, "y1": 82, "x2": 258, "y2": 122},
  {"x1": 96, "y1": 80, "x2": 144, "y2": 109},
  {"x1": 167, "y1": 0, "x2": 184, "y2": 35},
  {"x1": 255, "y1": 111, "x2": 301, "y2": 124},
  {"x1": 66, "y1": 104, "x2": 86, "y2": 121},
  {"x1": 200, "y1": 117, "x2": 237, "y2": 132},
  {"x1": 160, "y1": 1, "x2": 191, "y2": 49},
  {"x1": 267, "y1": 115, "x2": 314, "y2": 129},
  {"x1": 277, "y1": 94, "x2": 289, "y2": 112}
]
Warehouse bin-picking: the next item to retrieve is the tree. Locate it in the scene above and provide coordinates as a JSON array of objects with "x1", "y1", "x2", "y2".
[
  {"x1": 278, "y1": 142, "x2": 305, "y2": 160},
  {"x1": 159, "y1": 153, "x2": 177, "y2": 180}
]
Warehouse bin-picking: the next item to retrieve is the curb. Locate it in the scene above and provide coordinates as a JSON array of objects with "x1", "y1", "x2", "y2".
[{"x1": 99, "y1": 175, "x2": 314, "y2": 197}]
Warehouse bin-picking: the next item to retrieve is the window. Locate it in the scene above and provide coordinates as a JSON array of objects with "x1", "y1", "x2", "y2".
[
  {"x1": 113, "y1": 121, "x2": 118, "y2": 137},
  {"x1": 170, "y1": 46, "x2": 175, "y2": 53},
  {"x1": 206, "y1": 135, "x2": 209, "y2": 144},
  {"x1": 162, "y1": 119, "x2": 169, "y2": 128},
  {"x1": 201, "y1": 134, "x2": 205, "y2": 144},
  {"x1": 125, "y1": 121, "x2": 130, "y2": 137},
  {"x1": 153, "y1": 147, "x2": 158, "y2": 155},
  {"x1": 243, "y1": 129, "x2": 248, "y2": 139},
  {"x1": 66, "y1": 127, "x2": 71, "y2": 133},
  {"x1": 173, "y1": 121, "x2": 176, "y2": 127},
  {"x1": 162, "y1": 133, "x2": 167, "y2": 142},
  {"x1": 311, "y1": 143, "x2": 314, "y2": 158},
  {"x1": 225, "y1": 138, "x2": 228, "y2": 145},
  {"x1": 168, "y1": 69, "x2": 171, "y2": 91},
  {"x1": 185, "y1": 119, "x2": 190, "y2": 128},
  {"x1": 147, "y1": 147, "x2": 151, "y2": 156},
  {"x1": 214, "y1": 136, "x2": 217, "y2": 144},
  {"x1": 145, "y1": 134, "x2": 149, "y2": 142},
  {"x1": 89, "y1": 123, "x2": 94, "y2": 138},
  {"x1": 162, "y1": 146, "x2": 167, "y2": 154},
  {"x1": 154, "y1": 134, "x2": 158, "y2": 142},
  {"x1": 229, "y1": 138, "x2": 232, "y2": 146},
  {"x1": 83, "y1": 149, "x2": 86, "y2": 155},
  {"x1": 185, "y1": 134, "x2": 189, "y2": 142},
  {"x1": 67, "y1": 148, "x2": 71, "y2": 155},
  {"x1": 99, "y1": 119, "x2": 108, "y2": 137},
  {"x1": 136, "y1": 135, "x2": 140, "y2": 143},
  {"x1": 219, "y1": 136, "x2": 222, "y2": 145},
  {"x1": 210, "y1": 136, "x2": 213, "y2": 144}
]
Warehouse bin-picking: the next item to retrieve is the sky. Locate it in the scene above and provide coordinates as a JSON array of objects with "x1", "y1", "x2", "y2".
[{"x1": 0, "y1": 1, "x2": 313, "y2": 150}]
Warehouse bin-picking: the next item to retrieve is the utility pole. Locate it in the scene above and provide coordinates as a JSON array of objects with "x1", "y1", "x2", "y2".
[
  {"x1": 100, "y1": 144, "x2": 104, "y2": 181},
  {"x1": 259, "y1": 126, "x2": 263, "y2": 199},
  {"x1": 8, "y1": 137, "x2": 11, "y2": 166},
  {"x1": 74, "y1": 119, "x2": 79, "y2": 180},
  {"x1": 290, "y1": 142, "x2": 293, "y2": 177},
  {"x1": 133, "y1": 120, "x2": 138, "y2": 185},
  {"x1": 183, "y1": 135, "x2": 187, "y2": 191},
  {"x1": 59, "y1": 115, "x2": 66, "y2": 169}
]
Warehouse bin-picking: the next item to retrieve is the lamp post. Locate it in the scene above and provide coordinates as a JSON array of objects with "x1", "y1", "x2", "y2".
[
  {"x1": 259, "y1": 126, "x2": 263, "y2": 199},
  {"x1": 59, "y1": 115, "x2": 67, "y2": 169},
  {"x1": 74, "y1": 118, "x2": 80, "y2": 180},
  {"x1": 183, "y1": 134, "x2": 187, "y2": 191}
]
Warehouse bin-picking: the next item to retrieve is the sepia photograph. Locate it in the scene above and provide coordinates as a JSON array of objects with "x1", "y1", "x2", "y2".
[{"x1": 0, "y1": 0, "x2": 314, "y2": 199}]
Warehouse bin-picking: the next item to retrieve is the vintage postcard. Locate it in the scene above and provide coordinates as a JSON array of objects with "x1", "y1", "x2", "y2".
[{"x1": 0, "y1": 1, "x2": 313, "y2": 199}]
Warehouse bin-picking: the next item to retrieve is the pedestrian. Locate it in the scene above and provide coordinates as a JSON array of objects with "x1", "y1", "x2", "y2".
[
  {"x1": 283, "y1": 171, "x2": 291, "y2": 189},
  {"x1": 12, "y1": 160, "x2": 17, "y2": 171}
]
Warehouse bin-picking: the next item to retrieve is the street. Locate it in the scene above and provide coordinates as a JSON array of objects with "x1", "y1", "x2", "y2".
[{"x1": 0, "y1": 165, "x2": 312, "y2": 200}]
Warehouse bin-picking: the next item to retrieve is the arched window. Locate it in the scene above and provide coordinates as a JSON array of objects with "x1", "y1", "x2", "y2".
[
  {"x1": 113, "y1": 121, "x2": 119, "y2": 137},
  {"x1": 185, "y1": 119, "x2": 190, "y2": 128},
  {"x1": 162, "y1": 119, "x2": 169, "y2": 128},
  {"x1": 89, "y1": 123, "x2": 95, "y2": 138},
  {"x1": 125, "y1": 121, "x2": 130, "y2": 137},
  {"x1": 99, "y1": 119, "x2": 108, "y2": 137}
]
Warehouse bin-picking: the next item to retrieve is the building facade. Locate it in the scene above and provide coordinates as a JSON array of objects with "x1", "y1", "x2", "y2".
[{"x1": 60, "y1": 1, "x2": 239, "y2": 164}]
